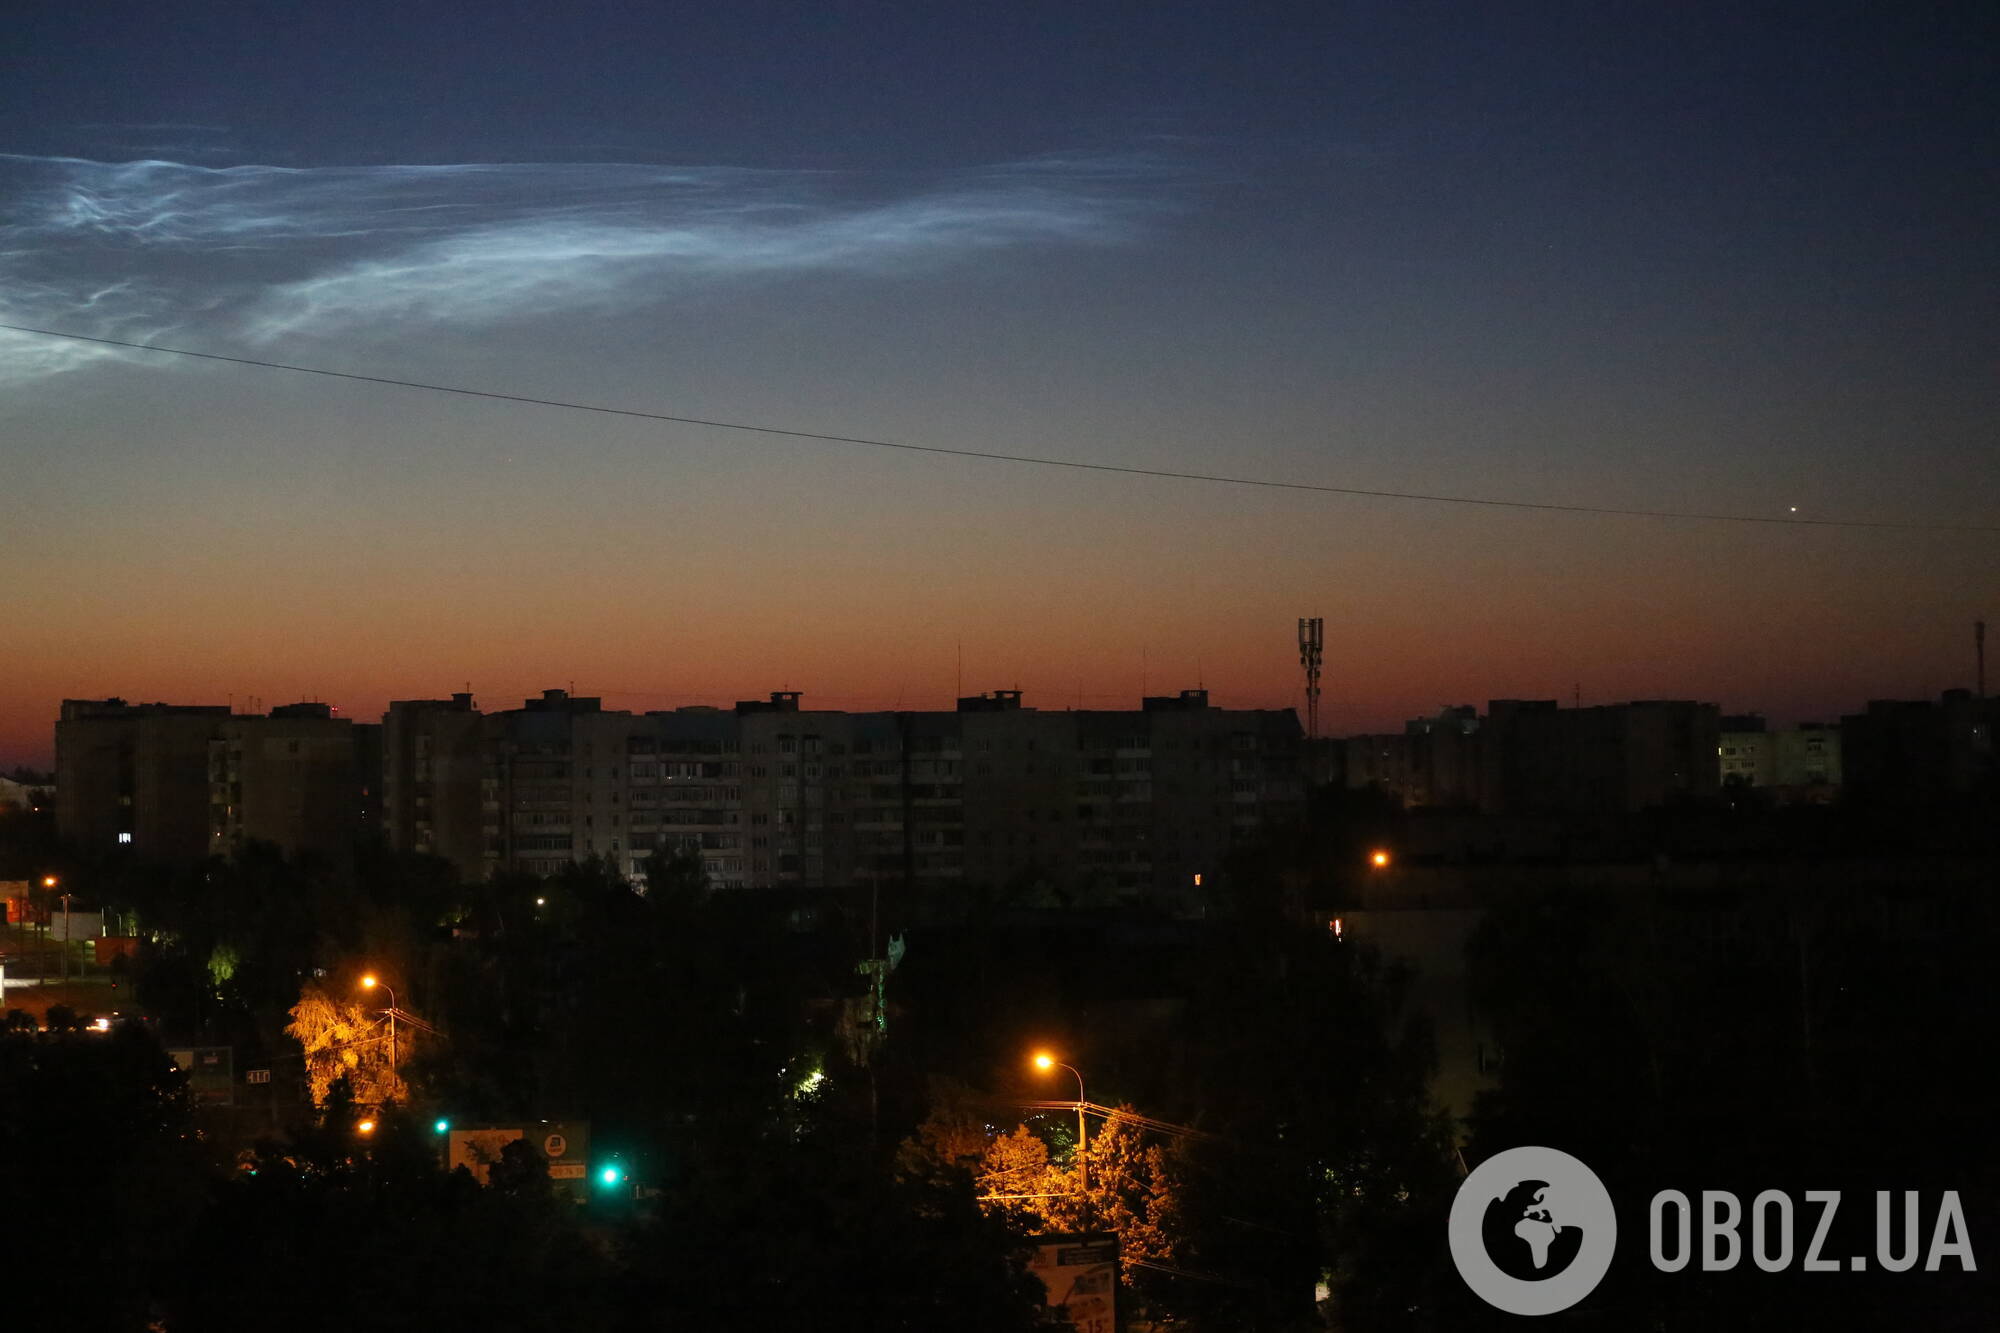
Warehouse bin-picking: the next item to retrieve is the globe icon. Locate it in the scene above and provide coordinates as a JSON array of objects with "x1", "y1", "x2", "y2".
[{"x1": 1479, "y1": 1179, "x2": 1586, "y2": 1282}]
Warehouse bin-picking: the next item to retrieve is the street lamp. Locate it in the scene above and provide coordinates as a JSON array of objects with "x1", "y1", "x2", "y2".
[
  {"x1": 33, "y1": 875, "x2": 57, "y2": 945},
  {"x1": 1032, "y1": 1051, "x2": 1088, "y2": 1191},
  {"x1": 359, "y1": 974, "x2": 398, "y2": 1071},
  {"x1": 1369, "y1": 849, "x2": 1391, "y2": 869}
]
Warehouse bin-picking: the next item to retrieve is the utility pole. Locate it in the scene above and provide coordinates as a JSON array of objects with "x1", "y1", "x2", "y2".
[
  {"x1": 59, "y1": 892, "x2": 72, "y2": 984},
  {"x1": 1034, "y1": 1055, "x2": 1089, "y2": 1192}
]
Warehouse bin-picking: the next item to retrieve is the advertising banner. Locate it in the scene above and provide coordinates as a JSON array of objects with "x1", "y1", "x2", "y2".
[{"x1": 1028, "y1": 1232, "x2": 1118, "y2": 1333}]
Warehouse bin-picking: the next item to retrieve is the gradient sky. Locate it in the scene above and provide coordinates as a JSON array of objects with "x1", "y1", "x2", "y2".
[{"x1": 3, "y1": 1, "x2": 1996, "y2": 768}]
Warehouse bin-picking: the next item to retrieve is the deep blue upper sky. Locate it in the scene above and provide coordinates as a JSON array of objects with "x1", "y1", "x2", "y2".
[{"x1": 9, "y1": 2, "x2": 1993, "y2": 177}]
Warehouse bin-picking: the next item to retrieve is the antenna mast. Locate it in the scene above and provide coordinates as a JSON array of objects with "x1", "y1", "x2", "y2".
[{"x1": 1297, "y1": 617, "x2": 1324, "y2": 740}]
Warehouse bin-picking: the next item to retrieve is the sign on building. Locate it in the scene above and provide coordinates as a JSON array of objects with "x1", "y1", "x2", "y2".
[
  {"x1": 1028, "y1": 1232, "x2": 1118, "y2": 1333},
  {"x1": 447, "y1": 1121, "x2": 591, "y2": 1198},
  {"x1": 166, "y1": 1045, "x2": 234, "y2": 1106}
]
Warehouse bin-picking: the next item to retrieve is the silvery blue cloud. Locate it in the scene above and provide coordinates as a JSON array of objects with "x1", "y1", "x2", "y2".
[{"x1": 0, "y1": 152, "x2": 1182, "y2": 381}]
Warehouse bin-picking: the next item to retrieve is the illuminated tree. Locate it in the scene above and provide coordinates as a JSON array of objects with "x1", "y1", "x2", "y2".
[
  {"x1": 286, "y1": 983, "x2": 406, "y2": 1106},
  {"x1": 896, "y1": 1076, "x2": 997, "y2": 1180},
  {"x1": 979, "y1": 1124, "x2": 1056, "y2": 1211},
  {"x1": 1037, "y1": 1111, "x2": 1182, "y2": 1272},
  {"x1": 904, "y1": 1096, "x2": 1187, "y2": 1281}
]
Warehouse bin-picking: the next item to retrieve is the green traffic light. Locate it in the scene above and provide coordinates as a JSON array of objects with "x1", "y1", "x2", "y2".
[
  {"x1": 600, "y1": 1165, "x2": 623, "y2": 1186},
  {"x1": 434, "y1": 1118, "x2": 450, "y2": 1134}
]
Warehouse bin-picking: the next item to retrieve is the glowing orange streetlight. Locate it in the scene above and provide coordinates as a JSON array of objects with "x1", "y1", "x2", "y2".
[
  {"x1": 1031, "y1": 1051, "x2": 1088, "y2": 1190},
  {"x1": 356, "y1": 1119, "x2": 377, "y2": 1135},
  {"x1": 33, "y1": 876, "x2": 60, "y2": 948},
  {"x1": 1370, "y1": 849, "x2": 1391, "y2": 869},
  {"x1": 360, "y1": 974, "x2": 398, "y2": 1070}
]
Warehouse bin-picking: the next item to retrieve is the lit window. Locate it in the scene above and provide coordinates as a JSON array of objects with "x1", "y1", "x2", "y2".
[{"x1": 118, "y1": 832, "x2": 133, "y2": 844}]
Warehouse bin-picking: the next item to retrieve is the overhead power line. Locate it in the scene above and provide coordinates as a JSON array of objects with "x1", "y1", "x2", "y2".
[
  {"x1": 1124, "y1": 1256, "x2": 1263, "y2": 1290},
  {"x1": 3, "y1": 322, "x2": 1991, "y2": 533},
  {"x1": 1016, "y1": 1098, "x2": 1220, "y2": 1141}
]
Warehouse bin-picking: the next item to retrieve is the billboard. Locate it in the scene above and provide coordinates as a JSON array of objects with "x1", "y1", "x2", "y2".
[
  {"x1": 447, "y1": 1121, "x2": 591, "y2": 1198},
  {"x1": 51, "y1": 910, "x2": 103, "y2": 942},
  {"x1": 166, "y1": 1045, "x2": 234, "y2": 1106},
  {"x1": 1028, "y1": 1232, "x2": 1118, "y2": 1333}
]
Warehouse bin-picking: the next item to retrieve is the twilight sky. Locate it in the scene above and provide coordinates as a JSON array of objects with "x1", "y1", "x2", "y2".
[{"x1": 3, "y1": 1, "x2": 1995, "y2": 767}]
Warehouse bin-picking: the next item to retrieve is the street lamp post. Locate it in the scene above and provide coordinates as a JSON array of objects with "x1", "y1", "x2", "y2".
[
  {"x1": 360, "y1": 974, "x2": 397, "y2": 1072},
  {"x1": 37, "y1": 875, "x2": 57, "y2": 948},
  {"x1": 1033, "y1": 1052, "x2": 1088, "y2": 1191}
]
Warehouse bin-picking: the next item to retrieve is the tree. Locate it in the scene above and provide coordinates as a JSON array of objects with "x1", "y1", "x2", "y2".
[
  {"x1": 0, "y1": 1023, "x2": 208, "y2": 1330},
  {"x1": 633, "y1": 1097, "x2": 1047, "y2": 1332},
  {"x1": 1464, "y1": 877, "x2": 2000, "y2": 1329},
  {"x1": 288, "y1": 983, "x2": 407, "y2": 1106},
  {"x1": 980, "y1": 1123, "x2": 1057, "y2": 1205},
  {"x1": 885, "y1": 910, "x2": 1459, "y2": 1329},
  {"x1": 172, "y1": 1106, "x2": 618, "y2": 1333},
  {"x1": 641, "y1": 842, "x2": 711, "y2": 909},
  {"x1": 903, "y1": 1096, "x2": 1189, "y2": 1307}
]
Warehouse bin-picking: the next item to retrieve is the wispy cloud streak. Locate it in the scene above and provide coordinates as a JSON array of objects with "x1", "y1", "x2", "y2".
[{"x1": 0, "y1": 152, "x2": 1183, "y2": 382}]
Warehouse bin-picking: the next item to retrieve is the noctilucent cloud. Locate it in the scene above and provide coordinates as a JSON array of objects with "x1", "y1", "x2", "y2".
[{"x1": 1, "y1": 151, "x2": 1187, "y2": 379}]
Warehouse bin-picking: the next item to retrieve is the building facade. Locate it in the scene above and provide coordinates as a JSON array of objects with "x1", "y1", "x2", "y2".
[
  {"x1": 1342, "y1": 699, "x2": 1721, "y2": 815},
  {"x1": 1841, "y1": 691, "x2": 1999, "y2": 806},
  {"x1": 57, "y1": 699, "x2": 232, "y2": 860},
  {"x1": 382, "y1": 693, "x2": 486, "y2": 872},
  {"x1": 422, "y1": 687, "x2": 1305, "y2": 902},
  {"x1": 58, "y1": 698, "x2": 374, "y2": 862},
  {"x1": 56, "y1": 687, "x2": 1307, "y2": 897},
  {"x1": 207, "y1": 703, "x2": 379, "y2": 860},
  {"x1": 1720, "y1": 715, "x2": 1841, "y2": 800}
]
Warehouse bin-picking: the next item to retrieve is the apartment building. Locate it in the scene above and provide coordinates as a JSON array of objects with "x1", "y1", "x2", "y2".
[
  {"x1": 57, "y1": 699, "x2": 232, "y2": 860},
  {"x1": 382, "y1": 693, "x2": 487, "y2": 872},
  {"x1": 57, "y1": 686, "x2": 1307, "y2": 897},
  {"x1": 448, "y1": 687, "x2": 1305, "y2": 901},
  {"x1": 58, "y1": 698, "x2": 374, "y2": 862},
  {"x1": 1719, "y1": 715, "x2": 1841, "y2": 800},
  {"x1": 206, "y1": 703, "x2": 379, "y2": 860},
  {"x1": 1342, "y1": 699, "x2": 1721, "y2": 815}
]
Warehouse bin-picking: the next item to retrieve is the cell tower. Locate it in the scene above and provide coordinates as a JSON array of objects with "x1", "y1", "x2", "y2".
[{"x1": 1297, "y1": 616, "x2": 1324, "y2": 739}]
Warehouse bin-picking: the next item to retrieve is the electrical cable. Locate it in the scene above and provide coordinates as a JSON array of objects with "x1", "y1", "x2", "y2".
[{"x1": 5, "y1": 323, "x2": 1988, "y2": 532}]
